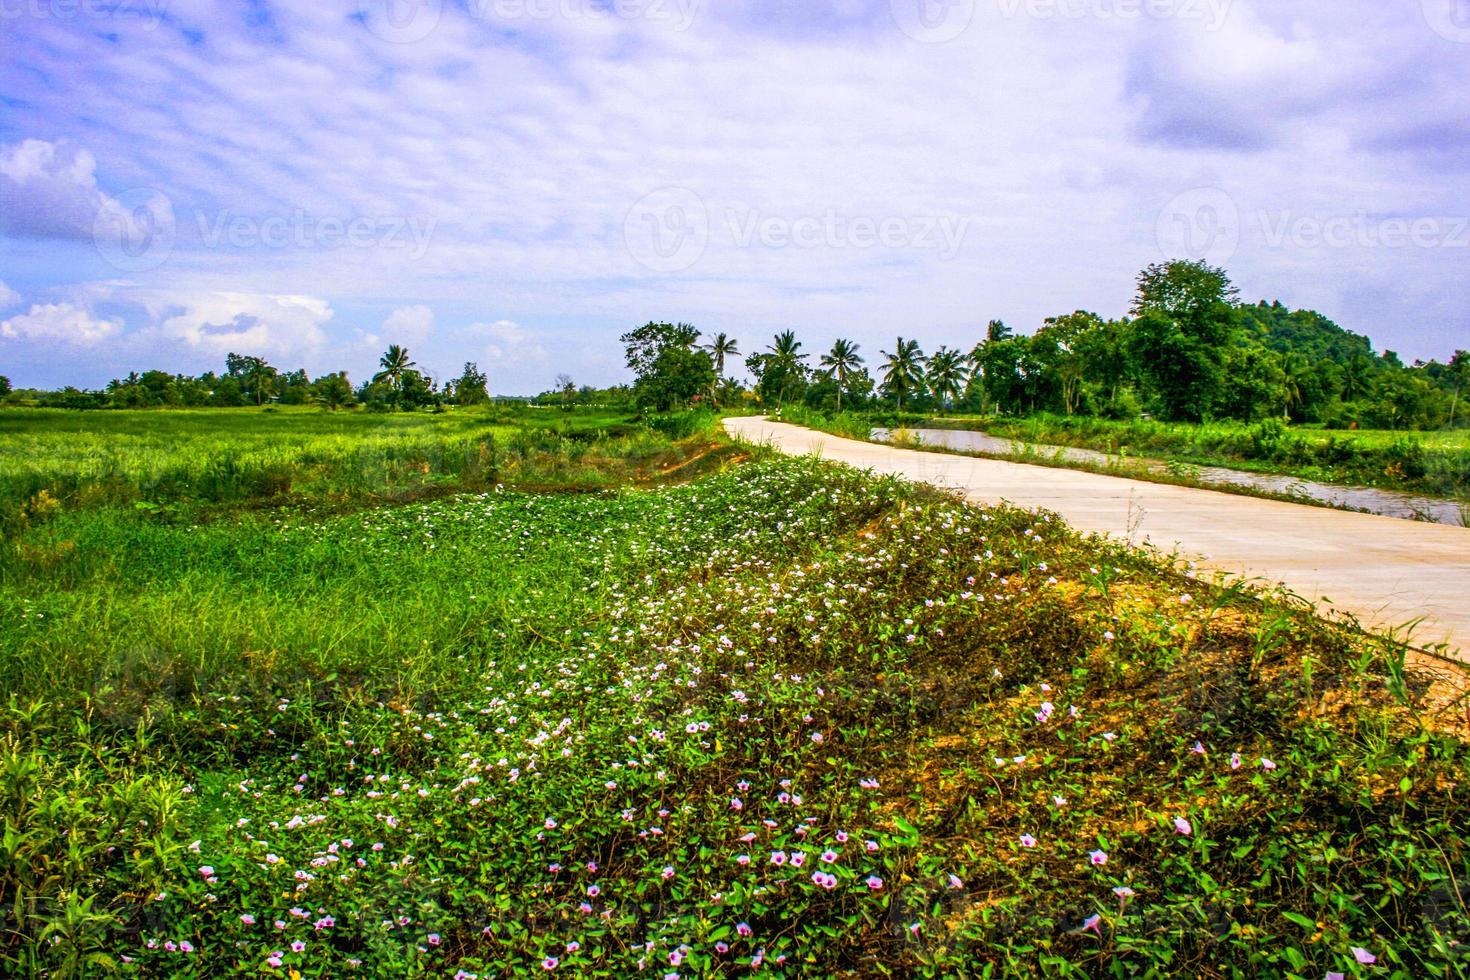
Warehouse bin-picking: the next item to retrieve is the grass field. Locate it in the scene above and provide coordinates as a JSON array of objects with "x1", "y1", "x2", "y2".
[{"x1": 3, "y1": 411, "x2": 1468, "y2": 977}]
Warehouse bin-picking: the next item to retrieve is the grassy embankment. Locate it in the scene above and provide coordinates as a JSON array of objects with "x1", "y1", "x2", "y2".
[
  {"x1": 780, "y1": 407, "x2": 1470, "y2": 509},
  {"x1": 2, "y1": 409, "x2": 1467, "y2": 977}
]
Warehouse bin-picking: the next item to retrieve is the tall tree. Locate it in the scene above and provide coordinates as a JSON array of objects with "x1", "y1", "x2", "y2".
[
  {"x1": 818, "y1": 339, "x2": 864, "y2": 412},
  {"x1": 926, "y1": 346, "x2": 967, "y2": 411},
  {"x1": 452, "y1": 362, "x2": 489, "y2": 405},
  {"x1": 1127, "y1": 260, "x2": 1240, "y2": 421},
  {"x1": 373, "y1": 345, "x2": 417, "y2": 408},
  {"x1": 879, "y1": 337, "x2": 926, "y2": 413},
  {"x1": 702, "y1": 333, "x2": 740, "y2": 378}
]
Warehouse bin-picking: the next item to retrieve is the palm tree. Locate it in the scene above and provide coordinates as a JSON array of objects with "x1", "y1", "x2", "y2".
[
  {"x1": 1281, "y1": 352, "x2": 1310, "y2": 421},
  {"x1": 819, "y1": 338, "x2": 863, "y2": 412},
  {"x1": 926, "y1": 346, "x2": 967, "y2": 412},
  {"x1": 880, "y1": 337, "x2": 926, "y2": 413},
  {"x1": 373, "y1": 345, "x2": 416, "y2": 408},
  {"x1": 702, "y1": 333, "x2": 740, "y2": 378},
  {"x1": 766, "y1": 331, "x2": 807, "y2": 408}
]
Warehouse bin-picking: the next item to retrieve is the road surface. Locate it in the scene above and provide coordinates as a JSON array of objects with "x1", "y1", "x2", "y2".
[{"x1": 725, "y1": 417, "x2": 1469, "y2": 659}]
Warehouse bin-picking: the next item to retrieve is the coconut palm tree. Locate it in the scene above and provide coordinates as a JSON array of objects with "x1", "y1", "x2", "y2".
[
  {"x1": 819, "y1": 339, "x2": 864, "y2": 412},
  {"x1": 765, "y1": 331, "x2": 807, "y2": 408},
  {"x1": 702, "y1": 333, "x2": 740, "y2": 378},
  {"x1": 926, "y1": 346, "x2": 967, "y2": 412},
  {"x1": 880, "y1": 337, "x2": 926, "y2": 413},
  {"x1": 373, "y1": 345, "x2": 417, "y2": 408}
]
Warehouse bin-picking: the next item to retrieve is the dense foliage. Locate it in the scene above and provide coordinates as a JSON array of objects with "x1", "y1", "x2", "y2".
[{"x1": 2, "y1": 413, "x2": 1467, "y2": 977}]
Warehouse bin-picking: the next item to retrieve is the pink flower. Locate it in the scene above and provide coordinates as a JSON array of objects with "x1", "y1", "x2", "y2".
[
  {"x1": 864, "y1": 840, "x2": 879, "y2": 853},
  {"x1": 731, "y1": 797, "x2": 743, "y2": 811},
  {"x1": 1082, "y1": 914, "x2": 1102, "y2": 936},
  {"x1": 859, "y1": 778, "x2": 879, "y2": 790},
  {"x1": 1190, "y1": 741, "x2": 1206, "y2": 755},
  {"x1": 820, "y1": 850, "x2": 838, "y2": 864},
  {"x1": 736, "y1": 854, "x2": 750, "y2": 866},
  {"x1": 811, "y1": 871, "x2": 837, "y2": 889},
  {"x1": 427, "y1": 933, "x2": 441, "y2": 946},
  {"x1": 736, "y1": 922, "x2": 752, "y2": 938},
  {"x1": 1260, "y1": 757, "x2": 1277, "y2": 771},
  {"x1": 770, "y1": 851, "x2": 787, "y2": 866},
  {"x1": 1173, "y1": 817, "x2": 1192, "y2": 836},
  {"x1": 715, "y1": 941, "x2": 729, "y2": 954},
  {"x1": 197, "y1": 866, "x2": 214, "y2": 879},
  {"x1": 587, "y1": 885, "x2": 600, "y2": 898},
  {"x1": 291, "y1": 940, "x2": 306, "y2": 953},
  {"x1": 240, "y1": 914, "x2": 256, "y2": 925},
  {"x1": 661, "y1": 866, "x2": 675, "y2": 880},
  {"x1": 1019, "y1": 834, "x2": 1037, "y2": 848},
  {"x1": 1351, "y1": 948, "x2": 1377, "y2": 965},
  {"x1": 1089, "y1": 850, "x2": 1108, "y2": 866},
  {"x1": 790, "y1": 852, "x2": 806, "y2": 868},
  {"x1": 543, "y1": 957, "x2": 559, "y2": 971},
  {"x1": 267, "y1": 952, "x2": 283, "y2": 967},
  {"x1": 864, "y1": 875, "x2": 883, "y2": 890},
  {"x1": 1230, "y1": 753, "x2": 1242, "y2": 770}
]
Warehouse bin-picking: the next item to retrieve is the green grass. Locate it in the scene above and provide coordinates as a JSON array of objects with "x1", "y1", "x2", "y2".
[
  {"x1": 782, "y1": 407, "x2": 1470, "y2": 500},
  {"x1": 2, "y1": 412, "x2": 1468, "y2": 977}
]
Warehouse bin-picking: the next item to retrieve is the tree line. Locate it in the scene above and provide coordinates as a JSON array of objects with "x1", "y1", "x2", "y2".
[
  {"x1": 4, "y1": 259, "x2": 1466, "y2": 428},
  {"x1": 622, "y1": 261, "x2": 1469, "y2": 429}
]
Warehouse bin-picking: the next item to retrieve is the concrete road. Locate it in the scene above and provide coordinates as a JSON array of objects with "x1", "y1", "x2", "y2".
[{"x1": 726, "y1": 417, "x2": 1470, "y2": 659}]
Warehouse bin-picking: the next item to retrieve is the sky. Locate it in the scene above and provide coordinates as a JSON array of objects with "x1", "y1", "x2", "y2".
[{"x1": 1, "y1": 0, "x2": 1468, "y2": 394}]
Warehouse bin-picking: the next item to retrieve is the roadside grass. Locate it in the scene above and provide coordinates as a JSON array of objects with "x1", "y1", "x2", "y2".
[
  {"x1": 779, "y1": 407, "x2": 1470, "y2": 504},
  {"x1": 2, "y1": 414, "x2": 1467, "y2": 976}
]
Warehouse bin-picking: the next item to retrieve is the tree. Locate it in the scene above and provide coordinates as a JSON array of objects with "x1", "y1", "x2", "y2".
[
  {"x1": 372, "y1": 345, "x2": 417, "y2": 409},
  {"x1": 925, "y1": 346, "x2": 967, "y2": 411},
  {"x1": 1032, "y1": 312, "x2": 1102, "y2": 415},
  {"x1": 879, "y1": 337, "x2": 926, "y2": 413},
  {"x1": 226, "y1": 353, "x2": 279, "y2": 406},
  {"x1": 0, "y1": 376, "x2": 9, "y2": 399},
  {"x1": 312, "y1": 371, "x2": 356, "y2": 411},
  {"x1": 451, "y1": 362, "x2": 489, "y2": 406},
  {"x1": 1127, "y1": 260, "x2": 1240, "y2": 421},
  {"x1": 818, "y1": 339, "x2": 864, "y2": 412},
  {"x1": 620, "y1": 322, "x2": 713, "y2": 411},
  {"x1": 1447, "y1": 350, "x2": 1469, "y2": 427},
  {"x1": 702, "y1": 333, "x2": 740, "y2": 378},
  {"x1": 555, "y1": 373, "x2": 577, "y2": 409}
]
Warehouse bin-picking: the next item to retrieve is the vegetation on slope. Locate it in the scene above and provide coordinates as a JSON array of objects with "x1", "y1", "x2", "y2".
[{"x1": 3, "y1": 431, "x2": 1467, "y2": 977}]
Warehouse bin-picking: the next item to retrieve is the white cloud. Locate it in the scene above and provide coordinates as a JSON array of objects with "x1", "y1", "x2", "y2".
[
  {"x1": 0, "y1": 303, "x2": 123, "y2": 346},
  {"x1": 0, "y1": 281, "x2": 19, "y2": 309},
  {"x1": 380, "y1": 305, "x2": 434, "y2": 346},
  {"x1": 141, "y1": 292, "x2": 334, "y2": 358},
  {"x1": 463, "y1": 319, "x2": 547, "y2": 368}
]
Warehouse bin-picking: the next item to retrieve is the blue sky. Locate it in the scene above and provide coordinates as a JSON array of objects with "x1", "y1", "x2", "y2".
[{"x1": 2, "y1": 0, "x2": 1468, "y2": 393}]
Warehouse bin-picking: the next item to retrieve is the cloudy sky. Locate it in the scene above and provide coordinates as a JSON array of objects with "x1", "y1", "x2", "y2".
[{"x1": 2, "y1": 0, "x2": 1468, "y2": 393}]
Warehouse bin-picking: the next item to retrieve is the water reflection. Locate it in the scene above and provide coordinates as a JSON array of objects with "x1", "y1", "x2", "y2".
[{"x1": 872, "y1": 427, "x2": 1467, "y2": 527}]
